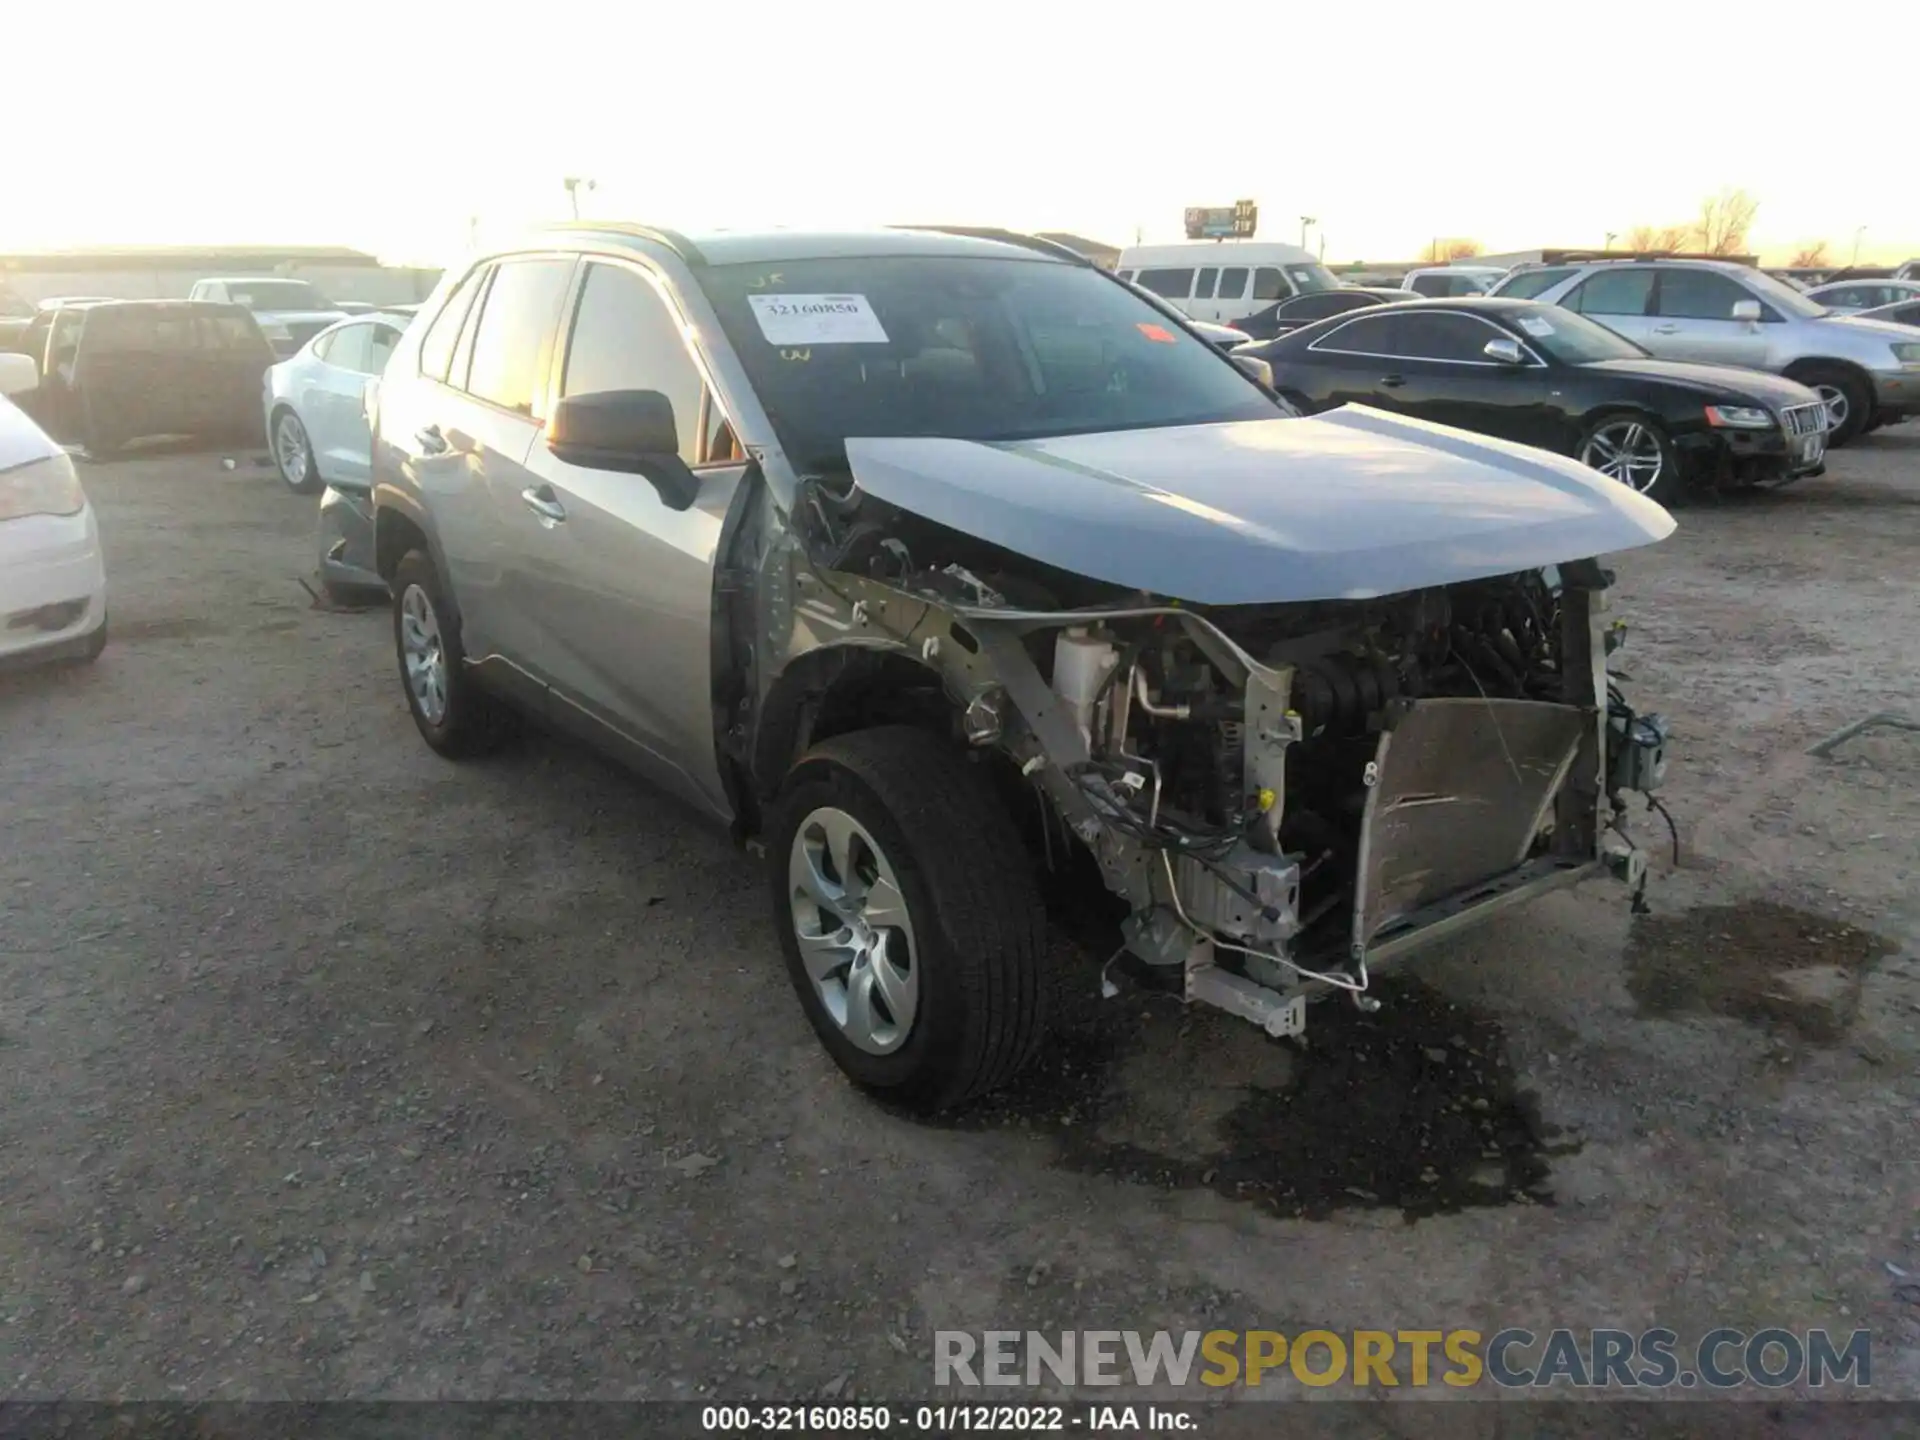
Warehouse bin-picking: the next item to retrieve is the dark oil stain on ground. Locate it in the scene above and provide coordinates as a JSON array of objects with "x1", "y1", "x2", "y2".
[
  {"x1": 1627, "y1": 898, "x2": 1892, "y2": 1042},
  {"x1": 942, "y1": 973, "x2": 1570, "y2": 1222}
]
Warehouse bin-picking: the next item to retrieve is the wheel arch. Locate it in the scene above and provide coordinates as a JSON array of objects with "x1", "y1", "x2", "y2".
[{"x1": 751, "y1": 644, "x2": 964, "y2": 809}]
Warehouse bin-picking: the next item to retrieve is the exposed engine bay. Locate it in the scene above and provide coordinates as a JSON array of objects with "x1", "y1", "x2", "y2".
[{"x1": 762, "y1": 476, "x2": 1670, "y2": 1042}]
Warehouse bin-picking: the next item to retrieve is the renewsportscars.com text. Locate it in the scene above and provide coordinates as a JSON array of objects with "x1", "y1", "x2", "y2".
[{"x1": 934, "y1": 1328, "x2": 1871, "y2": 1390}]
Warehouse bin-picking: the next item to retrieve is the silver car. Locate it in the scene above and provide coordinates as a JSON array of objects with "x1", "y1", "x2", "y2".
[
  {"x1": 1491, "y1": 259, "x2": 1920, "y2": 443},
  {"x1": 368, "y1": 224, "x2": 1673, "y2": 1110}
]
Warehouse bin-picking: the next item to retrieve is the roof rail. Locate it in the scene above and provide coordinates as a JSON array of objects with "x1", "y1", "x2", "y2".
[
  {"x1": 539, "y1": 221, "x2": 708, "y2": 266},
  {"x1": 1519, "y1": 249, "x2": 1757, "y2": 268},
  {"x1": 895, "y1": 226, "x2": 1092, "y2": 265}
]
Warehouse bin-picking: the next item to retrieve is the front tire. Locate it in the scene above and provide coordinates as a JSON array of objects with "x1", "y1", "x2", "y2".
[
  {"x1": 390, "y1": 549, "x2": 507, "y2": 758},
  {"x1": 768, "y1": 726, "x2": 1048, "y2": 1112},
  {"x1": 1793, "y1": 365, "x2": 1871, "y2": 447},
  {"x1": 272, "y1": 409, "x2": 322, "y2": 494},
  {"x1": 1577, "y1": 413, "x2": 1680, "y2": 503}
]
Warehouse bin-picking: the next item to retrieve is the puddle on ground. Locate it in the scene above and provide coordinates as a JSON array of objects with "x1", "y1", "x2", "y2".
[
  {"x1": 945, "y1": 975, "x2": 1569, "y2": 1222},
  {"x1": 1627, "y1": 898, "x2": 1893, "y2": 1042}
]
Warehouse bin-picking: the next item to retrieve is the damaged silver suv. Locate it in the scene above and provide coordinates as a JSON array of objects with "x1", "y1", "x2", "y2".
[{"x1": 369, "y1": 225, "x2": 1676, "y2": 1110}]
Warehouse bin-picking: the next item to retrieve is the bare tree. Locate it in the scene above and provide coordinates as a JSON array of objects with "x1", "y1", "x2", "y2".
[
  {"x1": 1694, "y1": 189, "x2": 1759, "y2": 257},
  {"x1": 1421, "y1": 237, "x2": 1484, "y2": 262},
  {"x1": 1624, "y1": 223, "x2": 1692, "y2": 252},
  {"x1": 1787, "y1": 241, "x2": 1831, "y2": 269}
]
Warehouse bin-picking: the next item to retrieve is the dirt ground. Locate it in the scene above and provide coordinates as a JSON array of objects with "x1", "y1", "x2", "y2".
[{"x1": 3, "y1": 433, "x2": 1919, "y2": 1416}]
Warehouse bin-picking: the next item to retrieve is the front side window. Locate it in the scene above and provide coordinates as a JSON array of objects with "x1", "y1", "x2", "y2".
[
  {"x1": 1655, "y1": 269, "x2": 1751, "y2": 320},
  {"x1": 365, "y1": 323, "x2": 402, "y2": 375},
  {"x1": 559, "y1": 262, "x2": 706, "y2": 465},
  {"x1": 697, "y1": 255, "x2": 1277, "y2": 472},
  {"x1": 1567, "y1": 268, "x2": 1656, "y2": 317},
  {"x1": 201, "y1": 312, "x2": 262, "y2": 352},
  {"x1": 1136, "y1": 268, "x2": 1193, "y2": 299},
  {"x1": 1409, "y1": 275, "x2": 1450, "y2": 297},
  {"x1": 1283, "y1": 263, "x2": 1339, "y2": 295},
  {"x1": 321, "y1": 323, "x2": 372, "y2": 372},
  {"x1": 464, "y1": 258, "x2": 574, "y2": 418}
]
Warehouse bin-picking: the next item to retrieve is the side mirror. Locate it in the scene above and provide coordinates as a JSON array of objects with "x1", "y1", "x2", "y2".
[
  {"x1": 1483, "y1": 337, "x2": 1526, "y2": 366},
  {"x1": 0, "y1": 350, "x2": 38, "y2": 396},
  {"x1": 547, "y1": 389, "x2": 698, "y2": 509},
  {"x1": 1232, "y1": 352, "x2": 1274, "y2": 388},
  {"x1": 1731, "y1": 299, "x2": 1763, "y2": 323}
]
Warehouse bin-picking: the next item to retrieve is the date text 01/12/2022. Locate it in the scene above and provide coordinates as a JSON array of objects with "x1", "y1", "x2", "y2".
[{"x1": 700, "y1": 1404, "x2": 1196, "y2": 1431}]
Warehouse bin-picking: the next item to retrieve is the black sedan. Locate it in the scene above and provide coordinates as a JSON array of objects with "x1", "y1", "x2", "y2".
[
  {"x1": 1240, "y1": 297, "x2": 1831, "y2": 501},
  {"x1": 1232, "y1": 286, "x2": 1413, "y2": 342}
]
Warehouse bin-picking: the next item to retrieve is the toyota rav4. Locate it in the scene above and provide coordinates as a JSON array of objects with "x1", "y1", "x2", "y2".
[{"x1": 369, "y1": 225, "x2": 1675, "y2": 1110}]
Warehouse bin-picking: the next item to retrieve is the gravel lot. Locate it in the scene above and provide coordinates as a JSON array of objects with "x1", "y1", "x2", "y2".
[{"x1": 3, "y1": 434, "x2": 1919, "y2": 1410}]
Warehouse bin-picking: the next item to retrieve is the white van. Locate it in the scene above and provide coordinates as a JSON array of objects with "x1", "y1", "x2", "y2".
[{"x1": 1114, "y1": 242, "x2": 1340, "y2": 328}]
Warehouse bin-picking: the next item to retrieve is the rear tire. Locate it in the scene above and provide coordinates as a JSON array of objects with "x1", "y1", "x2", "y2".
[
  {"x1": 768, "y1": 726, "x2": 1048, "y2": 1112},
  {"x1": 1792, "y1": 364, "x2": 1871, "y2": 446},
  {"x1": 390, "y1": 549, "x2": 508, "y2": 758}
]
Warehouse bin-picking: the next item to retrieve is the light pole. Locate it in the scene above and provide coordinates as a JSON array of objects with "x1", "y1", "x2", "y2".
[
  {"x1": 1605, "y1": 231, "x2": 1617, "y2": 252},
  {"x1": 1852, "y1": 225, "x2": 1867, "y2": 265},
  {"x1": 564, "y1": 176, "x2": 597, "y2": 220},
  {"x1": 1299, "y1": 215, "x2": 1316, "y2": 249}
]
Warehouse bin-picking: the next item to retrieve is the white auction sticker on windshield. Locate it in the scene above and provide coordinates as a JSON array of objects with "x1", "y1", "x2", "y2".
[
  {"x1": 1517, "y1": 316, "x2": 1556, "y2": 337},
  {"x1": 747, "y1": 294, "x2": 889, "y2": 345}
]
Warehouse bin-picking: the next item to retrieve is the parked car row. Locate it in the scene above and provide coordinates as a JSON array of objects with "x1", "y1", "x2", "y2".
[{"x1": 1239, "y1": 297, "x2": 1829, "y2": 501}]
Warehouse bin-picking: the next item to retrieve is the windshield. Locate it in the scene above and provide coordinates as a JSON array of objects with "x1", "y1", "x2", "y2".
[
  {"x1": 1492, "y1": 267, "x2": 1576, "y2": 299},
  {"x1": 1737, "y1": 268, "x2": 1828, "y2": 319},
  {"x1": 226, "y1": 280, "x2": 329, "y2": 311},
  {"x1": 1283, "y1": 263, "x2": 1340, "y2": 295},
  {"x1": 1507, "y1": 307, "x2": 1646, "y2": 364},
  {"x1": 698, "y1": 256, "x2": 1280, "y2": 471}
]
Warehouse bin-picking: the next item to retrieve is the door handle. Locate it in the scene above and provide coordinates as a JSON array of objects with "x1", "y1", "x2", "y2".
[
  {"x1": 1379, "y1": 374, "x2": 1407, "y2": 389},
  {"x1": 415, "y1": 423, "x2": 448, "y2": 455},
  {"x1": 521, "y1": 486, "x2": 567, "y2": 523},
  {"x1": 1652, "y1": 324, "x2": 1680, "y2": 334}
]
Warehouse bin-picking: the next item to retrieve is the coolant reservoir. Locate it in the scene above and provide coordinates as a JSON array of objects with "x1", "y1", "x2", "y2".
[{"x1": 1052, "y1": 627, "x2": 1117, "y2": 751}]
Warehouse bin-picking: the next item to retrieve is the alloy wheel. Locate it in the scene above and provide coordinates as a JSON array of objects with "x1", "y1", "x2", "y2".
[
  {"x1": 398, "y1": 584, "x2": 448, "y2": 724},
  {"x1": 787, "y1": 805, "x2": 919, "y2": 1055},
  {"x1": 274, "y1": 413, "x2": 311, "y2": 488},
  {"x1": 1813, "y1": 384, "x2": 1850, "y2": 432},
  {"x1": 1579, "y1": 420, "x2": 1665, "y2": 494}
]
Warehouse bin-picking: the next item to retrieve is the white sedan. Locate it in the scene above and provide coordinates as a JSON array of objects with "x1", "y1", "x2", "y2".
[
  {"x1": 0, "y1": 353, "x2": 107, "y2": 668},
  {"x1": 262, "y1": 312, "x2": 409, "y2": 495}
]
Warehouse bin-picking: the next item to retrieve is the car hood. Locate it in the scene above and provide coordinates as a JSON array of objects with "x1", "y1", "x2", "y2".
[
  {"x1": 1580, "y1": 357, "x2": 1822, "y2": 407},
  {"x1": 843, "y1": 409, "x2": 1675, "y2": 606},
  {"x1": 1830, "y1": 313, "x2": 1920, "y2": 343},
  {"x1": 0, "y1": 395, "x2": 61, "y2": 471}
]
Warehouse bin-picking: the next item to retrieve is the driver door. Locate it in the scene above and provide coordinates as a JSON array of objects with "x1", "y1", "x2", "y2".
[{"x1": 508, "y1": 259, "x2": 747, "y2": 818}]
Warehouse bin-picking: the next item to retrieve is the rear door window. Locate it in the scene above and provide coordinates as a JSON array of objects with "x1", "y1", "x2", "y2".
[
  {"x1": 200, "y1": 312, "x2": 262, "y2": 351},
  {"x1": 1216, "y1": 267, "x2": 1249, "y2": 302},
  {"x1": 365, "y1": 322, "x2": 403, "y2": 375},
  {"x1": 1251, "y1": 267, "x2": 1288, "y2": 301},
  {"x1": 1567, "y1": 268, "x2": 1656, "y2": 317},
  {"x1": 418, "y1": 266, "x2": 485, "y2": 382},
  {"x1": 1193, "y1": 268, "x2": 1218, "y2": 301},
  {"x1": 464, "y1": 258, "x2": 575, "y2": 418}
]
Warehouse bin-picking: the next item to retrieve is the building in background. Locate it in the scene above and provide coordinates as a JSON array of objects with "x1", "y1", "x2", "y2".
[{"x1": 0, "y1": 246, "x2": 441, "y2": 307}]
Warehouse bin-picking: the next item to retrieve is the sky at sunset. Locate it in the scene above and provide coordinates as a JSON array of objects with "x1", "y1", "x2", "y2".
[{"x1": 6, "y1": 0, "x2": 1914, "y2": 269}]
